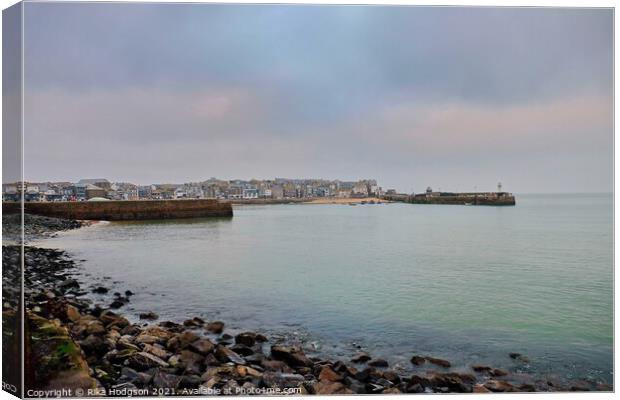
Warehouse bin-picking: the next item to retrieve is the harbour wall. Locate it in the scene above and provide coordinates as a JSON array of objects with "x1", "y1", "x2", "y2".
[
  {"x1": 383, "y1": 193, "x2": 516, "y2": 206},
  {"x1": 2, "y1": 199, "x2": 233, "y2": 220}
]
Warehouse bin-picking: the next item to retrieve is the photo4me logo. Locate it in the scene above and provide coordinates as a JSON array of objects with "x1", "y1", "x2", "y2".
[{"x1": 2, "y1": 381, "x2": 17, "y2": 394}]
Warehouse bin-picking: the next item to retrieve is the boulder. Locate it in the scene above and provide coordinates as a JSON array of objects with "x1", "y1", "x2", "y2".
[
  {"x1": 270, "y1": 345, "x2": 313, "y2": 368},
  {"x1": 152, "y1": 370, "x2": 181, "y2": 389},
  {"x1": 368, "y1": 358, "x2": 389, "y2": 367},
  {"x1": 490, "y1": 368, "x2": 509, "y2": 377},
  {"x1": 410, "y1": 355, "x2": 426, "y2": 366},
  {"x1": 139, "y1": 312, "x2": 159, "y2": 321},
  {"x1": 189, "y1": 338, "x2": 215, "y2": 355},
  {"x1": 234, "y1": 332, "x2": 257, "y2": 347},
  {"x1": 262, "y1": 372, "x2": 305, "y2": 388},
  {"x1": 319, "y1": 366, "x2": 342, "y2": 382},
  {"x1": 167, "y1": 331, "x2": 200, "y2": 352},
  {"x1": 206, "y1": 321, "x2": 225, "y2": 334},
  {"x1": 425, "y1": 356, "x2": 451, "y2": 368},
  {"x1": 316, "y1": 381, "x2": 354, "y2": 395},
  {"x1": 215, "y1": 345, "x2": 246, "y2": 365},
  {"x1": 351, "y1": 352, "x2": 372, "y2": 363},
  {"x1": 484, "y1": 380, "x2": 515, "y2": 392},
  {"x1": 471, "y1": 364, "x2": 492, "y2": 373},
  {"x1": 230, "y1": 344, "x2": 254, "y2": 356},
  {"x1": 125, "y1": 351, "x2": 169, "y2": 371},
  {"x1": 142, "y1": 344, "x2": 171, "y2": 360}
]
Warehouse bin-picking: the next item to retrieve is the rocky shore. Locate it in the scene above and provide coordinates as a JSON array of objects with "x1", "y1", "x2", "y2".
[{"x1": 3, "y1": 215, "x2": 612, "y2": 395}]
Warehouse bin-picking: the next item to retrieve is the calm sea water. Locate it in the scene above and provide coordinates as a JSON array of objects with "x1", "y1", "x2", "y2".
[{"x1": 39, "y1": 193, "x2": 613, "y2": 384}]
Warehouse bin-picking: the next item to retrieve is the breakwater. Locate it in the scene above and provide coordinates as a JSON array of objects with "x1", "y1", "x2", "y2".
[
  {"x1": 2, "y1": 199, "x2": 233, "y2": 221},
  {"x1": 383, "y1": 192, "x2": 516, "y2": 206}
]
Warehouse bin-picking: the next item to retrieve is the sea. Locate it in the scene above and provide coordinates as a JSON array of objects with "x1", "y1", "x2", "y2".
[{"x1": 37, "y1": 193, "x2": 613, "y2": 385}]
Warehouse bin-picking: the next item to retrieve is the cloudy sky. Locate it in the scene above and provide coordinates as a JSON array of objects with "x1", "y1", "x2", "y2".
[{"x1": 23, "y1": 3, "x2": 612, "y2": 193}]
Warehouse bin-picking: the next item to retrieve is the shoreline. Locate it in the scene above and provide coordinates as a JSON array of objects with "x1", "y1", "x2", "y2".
[{"x1": 3, "y1": 215, "x2": 612, "y2": 394}]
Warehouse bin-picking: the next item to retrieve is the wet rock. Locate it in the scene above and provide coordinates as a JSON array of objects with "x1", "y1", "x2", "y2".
[
  {"x1": 428, "y1": 372, "x2": 475, "y2": 393},
  {"x1": 173, "y1": 350, "x2": 205, "y2": 375},
  {"x1": 79, "y1": 334, "x2": 109, "y2": 356},
  {"x1": 473, "y1": 384, "x2": 491, "y2": 393},
  {"x1": 125, "y1": 351, "x2": 169, "y2": 371},
  {"x1": 270, "y1": 345, "x2": 313, "y2": 368},
  {"x1": 166, "y1": 331, "x2": 200, "y2": 352},
  {"x1": 236, "y1": 365, "x2": 263, "y2": 378},
  {"x1": 152, "y1": 369, "x2": 181, "y2": 389},
  {"x1": 125, "y1": 290, "x2": 134, "y2": 297},
  {"x1": 383, "y1": 370, "x2": 401, "y2": 384},
  {"x1": 189, "y1": 338, "x2": 215, "y2": 355},
  {"x1": 109, "y1": 299, "x2": 127, "y2": 309},
  {"x1": 509, "y1": 352, "x2": 530, "y2": 363},
  {"x1": 316, "y1": 381, "x2": 354, "y2": 394},
  {"x1": 351, "y1": 352, "x2": 371, "y2": 363},
  {"x1": 255, "y1": 333, "x2": 268, "y2": 342},
  {"x1": 206, "y1": 321, "x2": 225, "y2": 334},
  {"x1": 99, "y1": 310, "x2": 130, "y2": 329},
  {"x1": 92, "y1": 286, "x2": 109, "y2": 294},
  {"x1": 368, "y1": 358, "x2": 389, "y2": 367},
  {"x1": 425, "y1": 356, "x2": 451, "y2": 368},
  {"x1": 234, "y1": 332, "x2": 257, "y2": 347},
  {"x1": 519, "y1": 383, "x2": 536, "y2": 392},
  {"x1": 178, "y1": 374, "x2": 202, "y2": 390},
  {"x1": 490, "y1": 368, "x2": 509, "y2": 377},
  {"x1": 139, "y1": 312, "x2": 159, "y2": 320},
  {"x1": 183, "y1": 317, "x2": 205, "y2": 327},
  {"x1": 319, "y1": 366, "x2": 343, "y2": 382},
  {"x1": 471, "y1": 364, "x2": 492, "y2": 373},
  {"x1": 230, "y1": 343, "x2": 254, "y2": 356},
  {"x1": 410, "y1": 355, "x2": 426, "y2": 365},
  {"x1": 215, "y1": 344, "x2": 246, "y2": 365},
  {"x1": 484, "y1": 380, "x2": 515, "y2": 392},
  {"x1": 261, "y1": 359, "x2": 288, "y2": 371},
  {"x1": 407, "y1": 383, "x2": 425, "y2": 393},
  {"x1": 142, "y1": 343, "x2": 171, "y2": 360},
  {"x1": 66, "y1": 304, "x2": 81, "y2": 322}
]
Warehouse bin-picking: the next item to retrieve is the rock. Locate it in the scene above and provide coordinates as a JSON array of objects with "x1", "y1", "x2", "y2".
[
  {"x1": 125, "y1": 290, "x2": 134, "y2": 296},
  {"x1": 236, "y1": 365, "x2": 263, "y2": 378},
  {"x1": 125, "y1": 351, "x2": 169, "y2": 371},
  {"x1": 509, "y1": 352, "x2": 521, "y2": 359},
  {"x1": 270, "y1": 345, "x2": 313, "y2": 368},
  {"x1": 471, "y1": 364, "x2": 492, "y2": 373},
  {"x1": 84, "y1": 320, "x2": 106, "y2": 336},
  {"x1": 234, "y1": 332, "x2": 257, "y2": 347},
  {"x1": 189, "y1": 338, "x2": 215, "y2": 355},
  {"x1": 407, "y1": 383, "x2": 425, "y2": 393},
  {"x1": 99, "y1": 310, "x2": 130, "y2": 329},
  {"x1": 152, "y1": 370, "x2": 181, "y2": 389},
  {"x1": 319, "y1": 366, "x2": 343, "y2": 382},
  {"x1": 177, "y1": 350, "x2": 205, "y2": 375},
  {"x1": 410, "y1": 355, "x2": 426, "y2": 366},
  {"x1": 92, "y1": 286, "x2": 109, "y2": 294},
  {"x1": 382, "y1": 370, "x2": 401, "y2": 384},
  {"x1": 109, "y1": 299, "x2": 127, "y2": 309},
  {"x1": 261, "y1": 359, "x2": 288, "y2": 371},
  {"x1": 66, "y1": 304, "x2": 81, "y2": 322},
  {"x1": 215, "y1": 344, "x2": 246, "y2": 365},
  {"x1": 473, "y1": 384, "x2": 491, "y2": 393},
  {"x1": 139, "y1": 312, "x2": 159, "y2": 320},
  {"x1": 167, "y1": 331, "x2": 200, "y2": 352},
  {"x1": 142, "y1": 343, "x2": 171, "y2": 360},
  {"x1": 79, "y1": 334, "x2": 109, "y2": 356},
  {"x1": 135, "y1": 326, "x2": 173, "y2": 345},
  {"x1": 490, "y1": 368, "x2": 509, "y2": 377},
  {"x1": 351, "y1": 352, "x2": 372, "y2": 363},
  {"x1": 255, "y1": 333, "x2": 268, "y2": 342},
  {"x1": 316, "y1": 381, "x2": 354, "y2": 395},
  {"x1": 519, "y1": 383, "x2": 536, "y2": 392},
  {"x1": 230, "y1": 344, "x2": 254, "y2": 356},
  {"x1": 509, "y1": 352, "x2": 530, "y2": 362},
  {"x1": 260, "y1": 371, "x2": 304, "y2": 388},
  {"x1": 206, "y1": 321, "x2": 225, "y2": 334},
  {"x1": 425, "y1": 356, "x2": 451, "y2": 368},
  {"x1": 428, "y1": 372, "x2": 475, "y2": 393},
  {"x1": 368, "y1": 358, "x2": 389, "y2": 367},
  {"x1": 178, "y1": 374, "x2": 202, "y2": 389},
  {"x1": 484, "y1": 380, "x2": 515, "y2": 392},
  {"x1": 382, "y1": 387, "x2": 402, "y2": 394}
]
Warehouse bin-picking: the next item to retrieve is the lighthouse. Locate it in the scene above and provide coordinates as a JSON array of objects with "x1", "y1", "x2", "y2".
[{"x1": 497, "y1": 182, "x2": 503, "y2": 193}]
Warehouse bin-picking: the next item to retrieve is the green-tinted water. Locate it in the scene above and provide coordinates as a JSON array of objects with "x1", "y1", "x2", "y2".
[{"x1": 41, "y1": 193, "x2": 613, "y2": 384}]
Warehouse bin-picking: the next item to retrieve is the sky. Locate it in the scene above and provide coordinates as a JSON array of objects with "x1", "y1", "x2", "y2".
[{"x1": 21, "y1": 3, "x2": 613, "y2": 193}]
